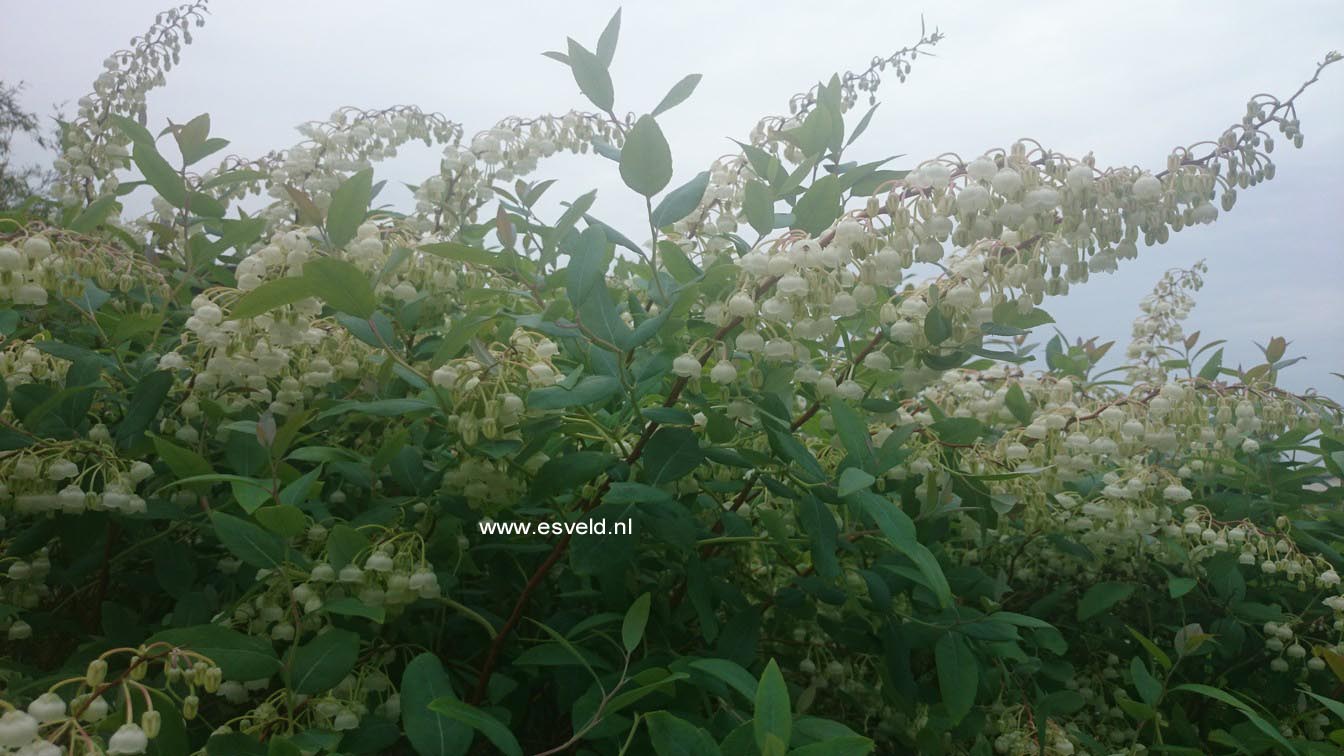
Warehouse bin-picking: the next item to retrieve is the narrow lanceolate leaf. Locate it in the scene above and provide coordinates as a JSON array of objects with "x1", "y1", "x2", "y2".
[
  {"x1": 131, "y1": 138, "x2": 187, "y2": 208},
  {"x1": 652, "y1": 73, "x2": 702, "y2": 117},
  {"x1": 427, "y1": 698, "x2": 523, "y2": 756},
  {"x1": 1170, "y1": 685, "x2": 1300, "y2": 755},
  {"x1": 303, "y1": 257, "x2": 376, "y2": 318},
  {"x1": 620, "y1": 115, "x2": 673, "y2": 197},
  {"x1": 325, "y1": 168, "x2": 373, "y2": 250},
  {"x1": 753, "y1": 659, "x2": 791, "y2": 755},
  {"x1": 595, "y1": 8, "x2": 621, "y2": 66}
]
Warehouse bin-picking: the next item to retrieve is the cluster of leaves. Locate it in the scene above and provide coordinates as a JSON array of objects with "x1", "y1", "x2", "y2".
[{"x1": 2, "y1": 6, "x2": 1344, "y2": 756}]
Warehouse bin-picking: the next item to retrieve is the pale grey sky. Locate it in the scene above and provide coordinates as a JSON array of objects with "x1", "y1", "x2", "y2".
[{"x1": 4, "y1": 0, "x2": 1341, "y2": 392}]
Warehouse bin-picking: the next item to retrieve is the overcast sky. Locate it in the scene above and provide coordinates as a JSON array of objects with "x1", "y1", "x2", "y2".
[{"x1": 4, "y1": 0, "x2": 1341, "y2": 393}]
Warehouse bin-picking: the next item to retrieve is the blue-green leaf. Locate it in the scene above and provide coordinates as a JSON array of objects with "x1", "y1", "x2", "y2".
[{"x1": 620, "y1": 115, "x2": 673, "y2": 197}]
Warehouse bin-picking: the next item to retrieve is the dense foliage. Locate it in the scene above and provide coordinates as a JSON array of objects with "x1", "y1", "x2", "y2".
[{"x1": 2, "y1": 3, "x2": 1343, "y2": 754}]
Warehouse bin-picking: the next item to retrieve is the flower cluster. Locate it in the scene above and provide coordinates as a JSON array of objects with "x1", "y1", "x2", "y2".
[{"x1": 0, "y1": 645, "x2": 220, "y2": 755}]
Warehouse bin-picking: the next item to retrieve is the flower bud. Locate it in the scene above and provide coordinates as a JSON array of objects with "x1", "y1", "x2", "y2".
[
  {"x1": 141, "y1": 709, "x2": 161, "y2": 738},
  {"x1": 86, "y1": 658, "x2": 109, "y2": 687},
  {"x1": 672, "y1": 353, "x2": 701, "y2": 378}
]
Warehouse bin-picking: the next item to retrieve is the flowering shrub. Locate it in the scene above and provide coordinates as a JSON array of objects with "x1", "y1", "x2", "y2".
[{"x1": 2, "y1": 3, "x2": 1343, "y2": 754}]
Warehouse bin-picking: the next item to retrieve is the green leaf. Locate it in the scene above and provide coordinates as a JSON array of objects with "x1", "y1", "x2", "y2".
[
  {"x1": 110, "y1": 114, "x2": 154, "y2": 147},
  {"x1": 288, "y1": 628, "x2": 360, "y2": 694},
  {"x1": 206, "y1": 734, "x2": 265, "y2": 756},
  {"x1": 431, "y1": 311, "x2": 495, "y2": 365},
  {"x1": 650, "y1": 171, "x2": 710, "y2": 227},
  {"x1": 754, "y1": 659, "x2": 791, "y2": 755},
  {"x1": 148, "y1": 624, "x2": 281, "y2": 680},
  {"x1": 326, "y1": 168, "x2": 373, "y2": 250},
  {"x1": 652, "y1": 73, "x2": 702, "y2": 117},
  {"x1": 924, "y1": 306, "x2": 951, "y2": 345},
  {"x1": 187, "y1": 191, "x2": 226, "y2": 218},
  {"x1": 266, "y1": 737, "x2": 301, "y2": 756},
  {"x1": 566, "y1": 39, "x2": 614, "y2": 112},
  {"x1": 845, "y1": 103, "x2": 880, "y2": 147},
  {"x1": 837, "y1": 467, "x2": 875, "y2": 497},
  {"x1": 798, "y1": 495, "x2": 840, "y2": 580},
  {"x1": 1302, "y1": 690, "x2": 1344, "y2": 725},
  {"x1": 830, "y1": 399, "x2": 873, "y2": 469},
  {"x1": 316, "y1": 398, "x2": 435, "y2": 420},
  {"x1": 151, "y1": 435, "x2": 213, "y2": 479},
  {"x1": 131, "y1": 136, "x2": 187, "y2": 208},
  {"x1": 566, "y1": 225, "x2": 612, "y2": 309},
  {"x1": 427, "y1": 698, "x2": 522, "y2": 756},
  {"x1": 418, "y1": 241, "x2": 501, "y2": 269},
  {"x1": 1170, "y1": 684, "x2": 1299, "y2": 755},
  {"x1": 605, "y1": 481, "x2": 674, "y2": 505},
  {"x1": 848, "y1": 169, "x2": 910, "y2": 196},
  {"x1": 1127, "y1": 626, "x2": 1173, "y2": 671},
  {"x1": 688, "y1": 658, "x2": 758, "y2": 700},
  {"x1": 792, "y1": 175, "x2": 842, "y2": 236},
  {"x1": 846, "y1": 491, "x2": 953, "y2": 608},
  {"x1": 532, "y1": 451, "x2": 614, "y2": 499},
  {"x1": 1077, "y1": 582, "x2": 1135, "y2": 621},
  {"x1": 642, "y1": 427, "x2": 703, "y2": 485},
  {"x1": 992, "y1": 301, "x2": 1054, "y2": 330},
  {"x1": 253, "y1": 504, "x2": 306, "y2": 538},
  {"x1": 620, "y1": 115, "x2": 673, "y2": 197},
  {"x1": 645, "y1": 711, "x2": 721, "y2": 756},
  {"x1": 930, "y1": 417, "x2": 984, "y2": 445},
  {"x1": 117, "y1": 370, "x2": 173, "y2": 445},
  {"x1": 622, "y1": 592, "x2": 651, "y2": 653},
  {"x1": 231, "y1": 276, "x2": 315, "y2": 319},
  {"x1": 230, "y1": 479, "x2": 271, "y2": 514},
  {"x1": 526, "y1": 375, "x2": 620, "y2": 410},
  {"x1": 211, "y1": 512, "x2": 287, "y2": 570},
  {"x1": 173, "y1": 114, "x2": 227, "y2": 166},
  {"x1": 1198, "y1": 348, "x2": 1224, "y2": 381},
  {"x1": 596, "y1": 9, "x2": 621, "y2": 65},
  {"x1": 1004, "y1": 383, "x2": 1032, "y2": 425},
  {"x1": 1168, "y1": 576, "x2": 1197, "y2": 599},
  {"x1": 790, "y1": 737, "x2": 874, "y2": 756},
  {"x1": 69, "y1": 196, "x2": 121, "y2": 232},
  {"x1": 743, "y1": 180, "x2": 775, "y2": 236},
  {"x1": 202, "y1": 169, "x2": 268, "y2": 191},
  {"x1": 325, "y1": 524, "x2": 369, "y2": 570},
  {"x1": 1130, "y1": 656, "x2": 1162, "y2": 705},
  {"x1": 336, "y1": 311, "x2": 398, "y2": 349},
  {"x1": 303, "y1": 258, "x2": 376, "y2": 318},
  {"x1": 936, "y1": 632, "x2": 978, "y2": 725},
  {"x1": 401, "y1": 653, "x2": 472, "y2": 756},
  {"x1": 322, "y1": 597, "x2": 385, "y2": 623}
]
